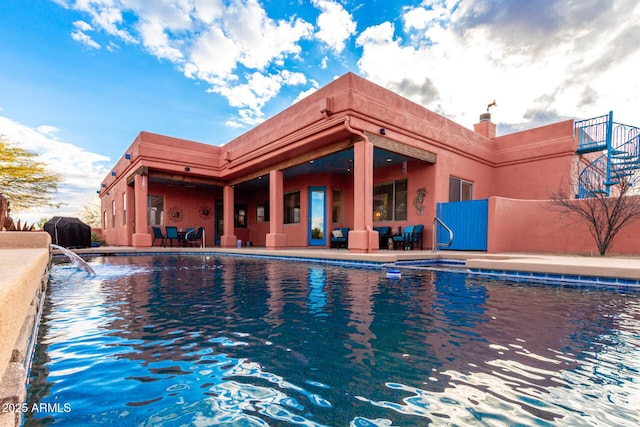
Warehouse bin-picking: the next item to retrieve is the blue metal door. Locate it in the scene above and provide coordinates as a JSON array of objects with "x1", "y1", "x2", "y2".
[{"x1": 436, "y1": 199, "x2": 488, "y2": 250}]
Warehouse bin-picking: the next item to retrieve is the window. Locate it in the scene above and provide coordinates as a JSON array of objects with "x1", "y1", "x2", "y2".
[
  {"x1": 111, "y1": 200, "x2": 116, "y2": 228},
  {"x1": 284, "y1": 191, "x2": 300, "y2": 224},
  {"x1": 103, "y1": 210, "x2": 107, "y2": 230},
  {"x1": 122, "y1": 193, "x2": 127, "y2": 225},
  {"x1": 257, "y1": 201, "x2": 269, "y2": 223},
  {"x1": 148, "y1": 195, "x2": 164, "y2": 226},
  {"x1": 235, "y1": 204, "x2": 247, "y2": 227},
  {"x1": 332, "y1": 189, "x2": 342, "y2": 223},
  {"x1": 373, "y1": 179, "x2": 407, "y2": 221},
  {"x1": 449, "y1": 177, "x2": 474, "y2": 202}
]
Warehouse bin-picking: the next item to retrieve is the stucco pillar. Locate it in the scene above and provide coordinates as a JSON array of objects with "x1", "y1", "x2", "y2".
[
  {"x1": 132, "y1": 173, "x2": 152, "y2": 247},
  {"x1": 220, "y1": 185, "x2": 237, "y2": 247},
  {"x1": 350, "y1": 139, "x2": 378, "y2": 253},
  {"x1": 266, "y1": 169, "x2": 287, "y2": 249}
]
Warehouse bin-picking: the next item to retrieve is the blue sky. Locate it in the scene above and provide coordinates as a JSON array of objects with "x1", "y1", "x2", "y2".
[{"x1": 1, "y1": 0, "x2": 638, "y2": 223}]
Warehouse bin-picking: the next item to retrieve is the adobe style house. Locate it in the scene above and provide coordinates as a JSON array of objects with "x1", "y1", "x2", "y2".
[{"x1": 99, "y1": 72, "x2": 640, "y2": 254}]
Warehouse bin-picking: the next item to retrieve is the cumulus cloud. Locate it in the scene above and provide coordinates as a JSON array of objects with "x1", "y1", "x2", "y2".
[
  {"x1": 312, "y1": 0, "x2": 357, "y2": 54},
  {"x1": 0, "y1": 116, "x2": 110, "y2": 223},
  {"x1": 216, "y1": 70, "x2": 308, "y2": 126},
  {"x1": 55, "y1": 0, "x2": 640, "y2": 132},
  {"x1": 57, "y1": 0, "x2": 314, "y2": 127},
  {"x1": 355, "y1": 0, "x2": 640, "y2": 130}
]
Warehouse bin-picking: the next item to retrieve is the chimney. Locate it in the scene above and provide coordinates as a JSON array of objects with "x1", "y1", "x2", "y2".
[{"x1": 474, "y1": 101, "x2": 497, "y2": 138}]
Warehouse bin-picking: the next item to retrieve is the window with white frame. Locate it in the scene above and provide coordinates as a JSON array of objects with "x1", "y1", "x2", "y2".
[{"x1": 449, "y1": 176, "x2": 473, "y2": 202}]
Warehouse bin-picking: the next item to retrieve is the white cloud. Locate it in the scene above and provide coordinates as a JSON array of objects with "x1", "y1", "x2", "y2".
[
  {"x1": 354, "y1": 0, "x2": 640, "y2": 132},
  {"x1": 293, "y1": 79, "x2": 321, "y2": 104},
  {"x1": 312, "y1": 0, "x2": 357, "y2": 54},
  {"x1": 213, "y1": 70, "x2": 308, "y2": 125},
  {"x1": 137, "y1": 19, "x2": 184, "y2": 61},
  {"x1": 72, "y1": 20, "x2": 93, "y2": 32},
  {"x1": 71, "y1": 20, "x2": 101, "y2": 49},
  {"x1": 186, "y1": 26, "x2": 240, "y2": 84},
  {"x1": 58, "y1": 0, "x2": 314, "y2": 127},
  {"x1": 0, "y1": 116, "x2": 110, "y2": 224},
  {"x1": 222, "y1": 0, "x2": 313, "y2": 70},
  {"x1": 36, "y1": 125, "x2": 61, "y2": 137},
  {"x1": 54, "y1": 0, "x2": 640, "y2": 133}
]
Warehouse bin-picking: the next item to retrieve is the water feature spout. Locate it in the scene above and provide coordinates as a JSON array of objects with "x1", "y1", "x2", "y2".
[{"x1": 50, "y1": 244, "x2": 96, "y2": 277}]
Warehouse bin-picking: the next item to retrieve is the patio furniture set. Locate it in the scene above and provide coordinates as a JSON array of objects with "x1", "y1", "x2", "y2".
[
  {"x1": 330, "y1": 225, "x2": 424, "y2": 250},
  {"x1": 152, "y1": 226, "x2": 204, "y2": 248}
]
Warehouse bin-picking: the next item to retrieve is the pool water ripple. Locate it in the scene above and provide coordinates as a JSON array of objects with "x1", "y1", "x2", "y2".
[{"x1": 26, "y1": 255, "x2": 640, "y2": 426}]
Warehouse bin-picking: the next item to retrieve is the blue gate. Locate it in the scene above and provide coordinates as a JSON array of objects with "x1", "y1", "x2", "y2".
[{"x1": 436, "y1": 199, "x2": 488, "y2": 251}]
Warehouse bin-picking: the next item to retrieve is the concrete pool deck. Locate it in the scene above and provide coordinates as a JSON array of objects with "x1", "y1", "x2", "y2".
[{"x1": 71, "y1": 245, "x2": 640, "y2": 282}]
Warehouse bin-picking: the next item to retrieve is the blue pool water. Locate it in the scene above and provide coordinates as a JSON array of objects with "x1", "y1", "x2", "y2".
[{"x1": 26, "y1": 255, "x2": 640, "y2": 426}]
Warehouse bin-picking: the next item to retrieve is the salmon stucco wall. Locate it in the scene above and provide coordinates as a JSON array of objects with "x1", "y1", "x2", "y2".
[
  {"x1": 488, "y1": 196, "x2": 640, "y2": 255},
  {"x1": 493, "y1": 120, "x2": 577, "y2": 200}
]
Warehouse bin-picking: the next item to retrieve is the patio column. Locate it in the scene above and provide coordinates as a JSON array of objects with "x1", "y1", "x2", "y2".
[
  {"x1": 350, "y1": 139, "x2": 378, "y2": 253},
  {"x1": 266, "y1": 169, "x2": 287, "y2": 249},
  {"x1": 220, "y1": 185, "x2": 237, "y2": 247},
  {"x1": 132, "y1": 173, "x2": 152, "y2": 247}
]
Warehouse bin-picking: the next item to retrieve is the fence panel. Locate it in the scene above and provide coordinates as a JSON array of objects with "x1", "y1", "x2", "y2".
[{"x1": 436, "y1": 199, "x2": 488, "y2": 250}]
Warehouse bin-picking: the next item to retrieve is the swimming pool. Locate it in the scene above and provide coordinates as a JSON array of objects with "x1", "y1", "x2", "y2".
[{"x1": 26, "y1": 254, "x2": 640, "y2": 426}]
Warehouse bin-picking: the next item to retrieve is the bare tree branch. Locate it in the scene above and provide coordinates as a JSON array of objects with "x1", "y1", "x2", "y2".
[{"x1": 550, "y1": 162, "x2": 640, "y2": 255}]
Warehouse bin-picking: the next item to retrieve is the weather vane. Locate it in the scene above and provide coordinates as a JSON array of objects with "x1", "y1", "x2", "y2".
[{"x1": 487, "y1": 100, "x2": 497, "y2": 112}]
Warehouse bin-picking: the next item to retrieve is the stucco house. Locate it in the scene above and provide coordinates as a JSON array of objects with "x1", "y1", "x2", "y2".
[{"x1": 99, "y1": 72, "x2": 640, "y2": 254}]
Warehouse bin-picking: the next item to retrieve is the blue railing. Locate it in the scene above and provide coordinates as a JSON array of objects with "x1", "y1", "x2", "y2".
[
  {"x1": 575, "y1": 112, "x2": 611, "y2": 154},
  {"x1": 576, "y1": 112, "x2": 640, "y2": 197}
]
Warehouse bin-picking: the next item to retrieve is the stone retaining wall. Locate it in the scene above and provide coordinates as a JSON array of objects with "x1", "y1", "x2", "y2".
[{"x1": 0, "y1": 232, "x2": 51, "y2": 427}]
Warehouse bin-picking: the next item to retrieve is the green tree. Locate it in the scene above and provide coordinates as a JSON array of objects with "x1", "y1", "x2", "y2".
[
  {"x1": 0, "y1": 138, "x2": 62, "y2": 210},
  {"x1": 79, "y1": 201, "x2": 101, "y2": 228}
]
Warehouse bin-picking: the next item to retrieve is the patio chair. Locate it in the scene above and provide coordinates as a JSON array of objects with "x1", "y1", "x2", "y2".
[
  {"x1": 185, "y1": 226, "x2": 204, "y2": 248},
  {"x1": 407, "y1": 224, "x2": 424, "y2": 250},
  {"x1": 373, "y1": 226, "x2": 391, "y2": 249},
  {"x1": 330, "y1": 227, "x2": 349, "y2": 248},
  {"x1": 165, "y1": 226, "x2": 180, "y2": 247},
  {"x1": 152, "y1": 226, "x2": 166, "y2": 247},
  {"x1": 392, "y1": 225, "x2": 413, "y2": 250}
]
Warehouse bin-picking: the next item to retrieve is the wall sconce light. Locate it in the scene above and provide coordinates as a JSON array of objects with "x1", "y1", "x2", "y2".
[
  {"x1": 380, "y1": 128, "x2": 386, "y2": 135},
  {"x1": 111, "y1": 171, "x2": 117, "y2": 176},
  {"x1": 125, "y1": 153, "x2": 131, "y2": 160},
  {"x1": 184, "y1": 166, "x2": 191, "y2": 172}
]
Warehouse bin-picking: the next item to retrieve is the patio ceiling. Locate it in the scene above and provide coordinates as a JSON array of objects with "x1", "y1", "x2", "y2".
[
  {"x1": 234, "y1": 147, "x2": 416, "y2": 192},
  {"x1": 140, "y1": 146, "x2": 425, "y2": 193}
]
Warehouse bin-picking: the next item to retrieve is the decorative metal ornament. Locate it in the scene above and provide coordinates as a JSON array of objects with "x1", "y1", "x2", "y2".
[
  {"x1": 168, "y1": 206, "x2": 184, "y2": 222},
  {"x1": 414, "y1": 187, "x2": 428, "y2": 216},
  {"x1": 199, "y1": 205, "x2": 212, "y2": 219}
]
